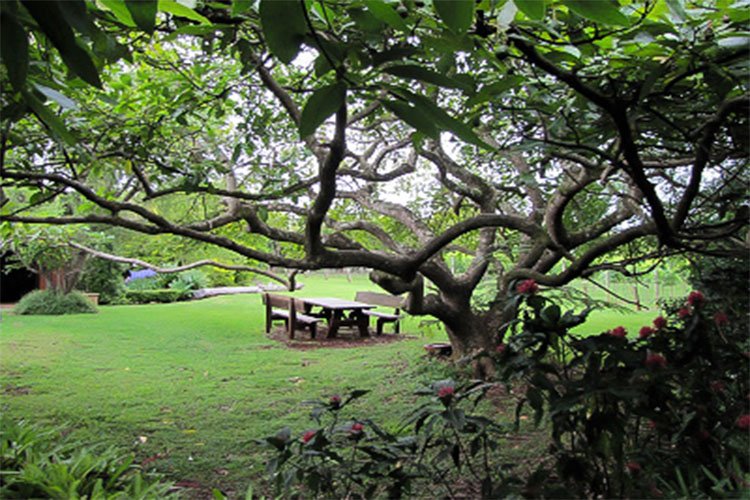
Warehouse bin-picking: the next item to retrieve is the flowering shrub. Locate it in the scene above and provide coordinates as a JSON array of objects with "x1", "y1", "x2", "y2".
[
  {"x1": 496, "y1": 289, "x2": 750, "y2": 498},
  {"x1": 258, "y1": 384, "x2": 515, "y2": 498}
]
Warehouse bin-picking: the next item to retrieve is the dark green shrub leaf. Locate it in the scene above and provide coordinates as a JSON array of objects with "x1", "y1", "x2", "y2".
[
  {"x1": 299, "y1": 82, "x2": 346, "y2": 138},
  {"x1": 433, "y1": 0, "x2": 474, "y2": 34},
  {"x1": 383, "y1": 64, "x2": 473, "y2": 92},
  {"x1": 0, "y1": 11, "x2": 29, "y2": 90},
  {"x1": 159, "y1": 0, "x2": 211, "y2": 24},
  {"x1": 260, "y1": 0, "x2": 307, "y2": 63},
  {"x1": 564, "y1": 0, "x2": 629, "y2": 26},
  {"x1": 21, "y1": 1, "x2": 102, "y2": 88},
  {"x1": 513, "y1": 0, "x2": 546, "y2": 20},
  {"x1": 125, "y1": 0, "x2": 158, "y2": 32},
  {"x1": 364, "y1": 0, "x2": 408, "y2": 32},
  {"x1": 382, "y1": 100, "x2": 439, "y2": 139}
]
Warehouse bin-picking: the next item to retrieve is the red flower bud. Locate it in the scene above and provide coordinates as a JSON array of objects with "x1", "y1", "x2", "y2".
[
  {"x1": 714, "y1": 311, "x2": 729, "y2": 327},
  {"x1": 302, "y1": 430, "x2": 316, "y2": 443},
  {"x1": 330, "y1": 395, "x2": 342, "y2": 408},
  {"x1": 437, "y1": 386, "x2": 455, "y2": 399},
  {"x1": 678, "y1": 307, "x2": 691, "y2": 319},
  {"x1": 710, "y1": 380, "x2": 726, "y2": 393},
  {"x1": 645, "y1": 353, "x2": 667, "y2": 369},
  {"x1": 639, "y1": 326, "x2": 654, "y2": 339},
  {"x1": 687, "y1": 290, "x2": 705, "y2": 307},
  {"x1": 736, "y1": 414, "x2": 750, "y2": 430},
  {"x1": 626, "y1": 461, "x2": 642, "y2": 474},
  {"x1": 351, "y1": 422, "x2": 364, "y2": 433},
  {"x1": 653, "y1": 316, "x2": 667, "y2": 329},
  {"x1": 516, "y1": 279, "x2": 539, "y2": 295},
  {"x1": 697, "y1": 430, "x2": 710, "y2": 441},
  {"x1": 609, "y1": 326, "x2": 627, "y2": 338},
  {"x1": 648, "y1": 420, "x2": 657, "y2": 430},
  {"x1": 496, "y1": 343, "x2": 507, "y2": 354}
]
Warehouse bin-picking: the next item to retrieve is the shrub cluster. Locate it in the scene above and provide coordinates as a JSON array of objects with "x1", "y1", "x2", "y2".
[
  {"x1": 77, "y1": 256, "x2": 126, "y2": 304},
  {"x1": 260, "y1": 287, "x2": 750, "y2": 498},
  {"x1": 123, "y1": 289, "x2": 190, "y2": 304},
  {"x1": 0, "y1": 418, "x2": 173, "y2": 498},
  {"x1": 14, "y1": 290, "x2": 98, "y2": 315}
]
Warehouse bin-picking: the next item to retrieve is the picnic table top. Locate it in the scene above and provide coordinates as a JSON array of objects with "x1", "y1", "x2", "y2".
[{"x1": 300, "y1": 297, "x2": 376, "y2": 310}]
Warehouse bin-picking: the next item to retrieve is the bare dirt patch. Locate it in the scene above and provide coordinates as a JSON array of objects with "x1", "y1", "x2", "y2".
[
  {"x1": 266, "y1": 325, "x2": 412, "y2": 350},
  {"x1": 2, "y1": 384, "x2": 31, "y2": 396}
]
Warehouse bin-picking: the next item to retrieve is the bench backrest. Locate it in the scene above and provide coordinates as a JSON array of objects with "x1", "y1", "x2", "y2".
[
  {"x1": 263, "y1": 293, "x2": 293, "y2": 310},
  {"x1": 355, "y1": 291, "x2": 403, "y2": 310}
]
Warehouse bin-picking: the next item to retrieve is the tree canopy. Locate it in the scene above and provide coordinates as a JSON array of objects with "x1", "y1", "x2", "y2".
[{"x1": 1, "y1": 0, "x2": 748, "y2": 357}]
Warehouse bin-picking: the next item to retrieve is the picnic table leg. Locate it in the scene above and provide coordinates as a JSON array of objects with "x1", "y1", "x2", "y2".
[
  {"x1": 356, "y1": 312, "x2": 370, "y2": 337},
  {"x1": 327, "y1": 310, "x2": 342, "y2": 338}
]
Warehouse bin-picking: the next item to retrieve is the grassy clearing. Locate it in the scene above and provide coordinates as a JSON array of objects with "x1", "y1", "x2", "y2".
[{"x1": 0, "y1": 273, "x2": 677, "y2": 495}]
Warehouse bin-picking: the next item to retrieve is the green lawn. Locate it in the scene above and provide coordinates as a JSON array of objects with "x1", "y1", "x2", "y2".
[{"x1": 0, "y1": 273, "x2": 670, "y2": 495}]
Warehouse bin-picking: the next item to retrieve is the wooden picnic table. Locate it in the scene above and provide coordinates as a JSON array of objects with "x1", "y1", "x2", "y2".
[{"x1": 298, "y1": 297, "x2": 375, "y2": 338}]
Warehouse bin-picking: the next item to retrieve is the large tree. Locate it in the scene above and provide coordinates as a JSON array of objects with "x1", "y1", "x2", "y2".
[{"x1": 2, "y1": 0, "x2": 748, "y2": 362}]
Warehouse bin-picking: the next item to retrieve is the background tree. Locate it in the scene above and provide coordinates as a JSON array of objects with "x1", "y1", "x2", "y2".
[{"x1": 2, "y1": 0, "x2": 747, "y2": 362}]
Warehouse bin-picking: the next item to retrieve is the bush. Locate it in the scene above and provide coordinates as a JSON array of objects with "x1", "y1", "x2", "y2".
[
  {"x1": 168, "y1": 269, "x2": 208, "y2": 292},
  {"x1": 124, "y1": 289, "x2": 190, "y2": 304},
  {"x1": 0, "y1": 418, "x2": 173, "y2": 498},
  {"x1": 77, "y1": 257, "x2": 126, "y2": 304},
  {"x1": 14, "y1": 290, "x2": 98, "y2": 315}
]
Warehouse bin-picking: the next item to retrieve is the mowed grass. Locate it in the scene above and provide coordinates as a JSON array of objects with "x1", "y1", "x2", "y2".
[{"x1": 0, "y1": 273, "x2": 672, "y2": 494}]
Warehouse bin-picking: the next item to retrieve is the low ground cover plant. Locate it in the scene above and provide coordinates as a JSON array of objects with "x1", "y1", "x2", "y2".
[
  {"x1": 14, "y1": 289, "x2": 98, "y2": 315},
  {"x1": 262, "y1": 286, "x2": 750, "y2": 498},
  {"x1": 0, "y1": 418, "x2": 173, "y2": 498}
]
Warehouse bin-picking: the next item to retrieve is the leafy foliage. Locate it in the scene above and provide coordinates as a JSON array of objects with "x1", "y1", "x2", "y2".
[
  {"x1": 0, "y1": 418, "x2": 173, "y2": 499},
  {"x1": 123, "y1": 289, "x2": 190, "y2": 304},
  {"x1": 77, "y1": 257, "x2": 126, "y2": 305},
  {"x1": 14, "y1": 290, "x2": 98, "y2": 315}
]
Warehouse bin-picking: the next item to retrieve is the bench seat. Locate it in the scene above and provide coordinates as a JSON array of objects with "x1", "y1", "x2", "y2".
[
  {"x1": 355, "y1": 291, "x2": 405, "y2": 335},
  {"x1": 263, "y1": 293, "x2": 322, "y2": 339},
  {"x1": 363, "y1": 310, "x2": 400, "y2": 321}
]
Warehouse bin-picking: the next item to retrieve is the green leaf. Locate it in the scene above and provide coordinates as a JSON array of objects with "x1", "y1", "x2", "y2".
[
  {"x1": 231, "y1": 0, "x2": 253, "y2": 16},
  {"x1": 565, "y1": 0, "x2": 629, "y2": 26},
  {"x1": 364, "y1": 0, "x2": 408, "y2": 32},
  {"x1": 33, "y1": 83, "x2": 77, "y2": 110},
  {"x1": 466, "y1": 75, "x2": 525, "y2": 106},
  {"x1": 159, "y1": 0, "x2": 211, "y2": 24},
  {"x1": 125, "y1": 0, "x2": 158, "y2": 32},
  {"x1": 513, "y1": 0, "x2": 546, "y2": 20},
  {"x1": 384, "y1": 65, "x2": 472, "y2": 92},
  {"x1": 58, "y1": 0, "x2": 97, "y2": 36},
  {"x1": 259, "y1": 0, "x2": 307, "y2": 63},
  {"x1": 299, "y1": 82, "x2": 347, "y2": 138},
  {"x1": 383, "y1": 100, "x2": 439, "y2": 139},
  {"x1": 433, "y1": 0, "x2": 474, "y2": 34},
  {"x1": 99, "y1": 0, "x2": 137, "y2": 27},
  {"x1": 21, "y1": 1, "x2": 103, "y2": 88},
  {"x1": 396, "y1": 89, "x2": 492, "y2": 149},
  {"x1": 23, "y1": 90, "x2": 77, "y2": 145},
  {"x1": 0, "y1": 11, "x2": 28, "y2": 90}
]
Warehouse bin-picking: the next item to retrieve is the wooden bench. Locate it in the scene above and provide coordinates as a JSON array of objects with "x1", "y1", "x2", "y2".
[
  {"x1": 262, "y1": 293, "x2": 322, "y2": 339},
  {"x1": 355, "y1": 291, "x2": 404, "y2": 335}
]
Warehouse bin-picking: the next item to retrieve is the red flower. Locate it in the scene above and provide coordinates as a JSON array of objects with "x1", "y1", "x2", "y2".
[
  {"x1": 626, "y1": 461, "x2": 642, "y2": 474},
  {"x1": 330, "y1": 395, "x2": 342, "y2": 408},
  {"x1": 496, "y1": 343, "x2": 507, "y2": 354},
  {"x1": 645, "y1": 353, "x2": 667, "y2": 369},
  {"x1": 710, "y1": 380, "x2": 726, "y2": 393},
  {"x1": 302, "y1": 430, "x2": 316, "y2": 443},
  {"x1": 687, "y1": 290, "x2": 705, "y2": 307},
  {"x1": 678, "y1": 307, "x2": 691, "y2": 319},
  {"x1": 437, "y1": 386, "x2": 455, "y2": 399},
  {"x1": 714, "y1": 311, "x2": 729, "y2": 327},
  {"x1": 736, "y1": 414, "x2": 750, "y2": 430},
  {"x1": 653, "y1": 316, "x2": 667, "y2": 329},
  {"x1": 516, "y1": 279, "x2": 539, "y2": 294},
  {"x1": 609, "y1": 326, "x2": 627, "y2": 338},
  {"x1": 639, "y1": 326, "x2": 654, "y2": 339},
  {"x1": 351, "y1": 422, "x2": 365, "y2": 433}
]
